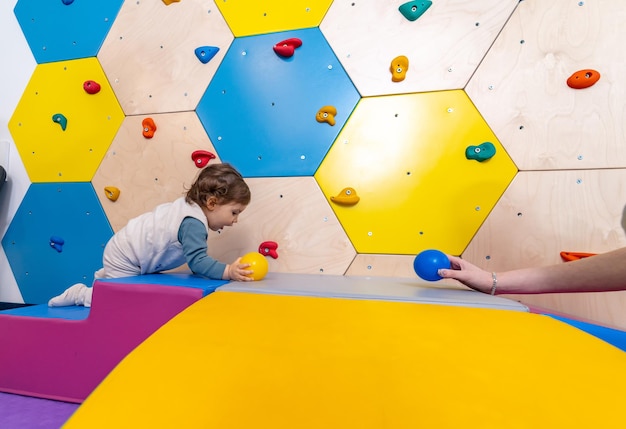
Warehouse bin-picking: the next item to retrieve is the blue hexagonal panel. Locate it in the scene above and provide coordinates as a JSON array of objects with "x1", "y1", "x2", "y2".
[
  {"x1": 14, "y1": 0, "x2": 123, "y2": 64},
  {"x1": 2, "y1": 183, "x2": 113, "y2": 304},
  {"x1": 197, "y1": 28, "x2": 360, "y2": 177}
]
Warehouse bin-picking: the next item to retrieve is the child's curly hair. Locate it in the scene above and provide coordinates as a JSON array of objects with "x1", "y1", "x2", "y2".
[{"x1": 186, "y1": 163, "x2": 251, "y2": 206}]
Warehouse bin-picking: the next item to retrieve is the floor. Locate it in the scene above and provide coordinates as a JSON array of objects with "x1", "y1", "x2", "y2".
[{"x1": 0, "y1": 392, "x2": 78, "y2": 429}]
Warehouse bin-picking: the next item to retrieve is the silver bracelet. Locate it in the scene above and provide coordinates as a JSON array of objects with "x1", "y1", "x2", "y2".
[{"x1": 490, "y1": 272, "x2": 498, "y2": 295}]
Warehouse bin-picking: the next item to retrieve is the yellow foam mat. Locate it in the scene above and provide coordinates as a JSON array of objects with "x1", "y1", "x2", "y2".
[{"x1": 65, "y1": 292, "x2": 626, "y2": 428}]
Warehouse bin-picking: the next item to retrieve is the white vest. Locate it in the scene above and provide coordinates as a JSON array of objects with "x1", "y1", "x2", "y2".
[{"x1": 110, "y1": 197, "x2": 208, "y2": 274}]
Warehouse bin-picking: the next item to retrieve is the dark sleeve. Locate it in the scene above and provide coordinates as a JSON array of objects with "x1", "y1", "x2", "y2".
[{"x1": 178, "y1": 217, "x2": 226, "y2": 280}]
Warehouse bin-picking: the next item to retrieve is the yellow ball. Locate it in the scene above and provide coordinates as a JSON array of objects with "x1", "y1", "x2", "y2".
[{"x1": 240, "y1": 251, "x2": 269, "y2": 281}]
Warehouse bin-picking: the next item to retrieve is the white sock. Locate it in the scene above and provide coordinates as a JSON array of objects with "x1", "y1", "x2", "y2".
[{"x1": 48, "y1": 283, "x2": 93, "y2": 307}]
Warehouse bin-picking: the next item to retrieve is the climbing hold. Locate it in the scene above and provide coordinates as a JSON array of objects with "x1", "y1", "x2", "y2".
[
  {"x1": 191, "y1": 150, "x2": 216, "y2": 168},
  {"x1": 566, "y1": 69, "x2": 600, "y2": 89},
  {"x1": 50, "y1": 236, "x2": 65, "y2": 253},
  {"x1": 330, "y1": 187, "x2": 360, "y2": 206},
  {"x1": 259, "y1": 241, "x2": 279, "y2": 259},
  {"x1": 194, "y1": 46, "x2": 219, "y2": 64},
  {"x1": 465, "y1": 142, "x2": 496, "y2": 162},
  {"x1": 273, "y1": 38, "x2": 303, "y2": 58},
  {"x1": 52, "y1": 113, "x2": 67, "y2": 131},
  {"x1": 316, "y1": 105, "x2": 337, "y2": 126},
  {"x1": 142, "y1": 118, "x2": 157, "y2": 139},
  {"x1": 162, "y1": 0, "x2": 180, "y2": 4},
  {"x1": 61, "y1": 0, "x2": 75, "y2": 5},
  {"x1": 104, "y1": 186, "x2": 121, "y2": 202},
  {"x1": 83, "y1": 80, "x2": 101, "y2": 94},
  {"x1": 398, "y1": 1, "x2": 432, "y2": 21},
  {"x1": 560, "y1": 251, "x2": 596, "y2": 262},
  {"x1": 390, "y1": 55, "x2": 409, "y2": 82}
]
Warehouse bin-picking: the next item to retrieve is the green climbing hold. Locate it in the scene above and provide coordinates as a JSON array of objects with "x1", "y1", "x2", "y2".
[
  {"x1": 398, "y1": 1, "x2": 432, "y2": 22},
  {"x1": 465, "y1": 142, "x2": 496, "y2": 162},
  {"x1": 52, "y1": 113, "x2": 67, "y2": 131}
]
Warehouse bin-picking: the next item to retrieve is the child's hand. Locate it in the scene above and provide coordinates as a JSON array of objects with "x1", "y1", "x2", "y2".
[{"x1": 225, "y1": 257, "x2": 254, "y2": 281}]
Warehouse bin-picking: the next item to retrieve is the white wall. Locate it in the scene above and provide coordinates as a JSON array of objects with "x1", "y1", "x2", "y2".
[{"x1": 0, "y1": 1, "x2": 35, "y2": 302}]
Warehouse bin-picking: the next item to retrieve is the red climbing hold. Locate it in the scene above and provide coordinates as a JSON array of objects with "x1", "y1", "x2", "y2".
[
  {"x1": 259, "y1": 241, "x2": 279, "y2": 259},
  {"x1": 273, "y1": 38, "x2": 303, "y2": 58},
  {"x1": 191, "y1": 150, "x2": 216, "y2": 168},
  {"x1": 83, "y1": 80, "x2": 101, "y2": 94}
]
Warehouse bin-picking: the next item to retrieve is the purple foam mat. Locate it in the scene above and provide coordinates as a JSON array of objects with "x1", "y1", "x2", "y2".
[{"x1": 0, "y1": 392, "x2": 79, "y2": 429}]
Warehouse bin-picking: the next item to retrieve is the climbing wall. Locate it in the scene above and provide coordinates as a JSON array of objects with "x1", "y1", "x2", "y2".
[{"x1": 2, "y1": 0, "x2": 626, "y2": 329}]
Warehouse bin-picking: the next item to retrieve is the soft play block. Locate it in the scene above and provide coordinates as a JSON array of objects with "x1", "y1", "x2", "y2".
[
  {"x1": 217, "y1": 272, "x2": 529, "y2": 311},
  {"x1": 0, "y1": 274, "x2": 226, "y2": 403},
  {"x1": 65, "y1": 292, "x2": 626, "y2": 428},
  {"x1": 548, "y1": 314, "x2": 626, "y2": 352}
]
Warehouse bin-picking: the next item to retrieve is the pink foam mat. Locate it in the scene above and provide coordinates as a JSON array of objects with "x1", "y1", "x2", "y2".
[{"x1": 0, "y1": 275, "x2": 227, "y2": 403}]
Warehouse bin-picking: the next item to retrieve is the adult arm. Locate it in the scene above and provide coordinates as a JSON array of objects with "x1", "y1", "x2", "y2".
[{"x1": 438, "y1": 247, "x2": 626, "y2": 295}]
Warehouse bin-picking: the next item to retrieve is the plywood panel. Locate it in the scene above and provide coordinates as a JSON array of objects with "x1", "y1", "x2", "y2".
[
  {"x1": 206, "y1": 177, "x2": 356, "y2": 276},
  {"x1": 463, "y1": 169, "x2": 626, "y2": 329},
  {"x1": 98, "y1": 0, "x2": 233, "y2": 115},
  {"x1": 92, "y1": 112, "x2": 219, "y2": 232},
  {"x1": 321, "y1": 0, "x2": 518, "y2": 96},
  {"x1": 467, "y1": 0, "x2": 626, "y2": 170}
]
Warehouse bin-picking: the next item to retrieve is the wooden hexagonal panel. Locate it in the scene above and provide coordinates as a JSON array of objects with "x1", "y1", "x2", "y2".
[
  {"x1": 466, "y1": 0, "x2": 626, "y2": 170},
  {"x1": 92, "y1": 112, "x2": 220, "y2": 232},
  {"x1": 205, "y1": 177, "x2": 356, "y2": 275},
  {"x1": 321, "y1": 0, "x2": 518, "y2": 96},
  {"x1": 315, "y1": 90, "x2": 518, "y2": 255},
  {"x1": 98, "y1": 0, "x2": 233, "y2": 115}
]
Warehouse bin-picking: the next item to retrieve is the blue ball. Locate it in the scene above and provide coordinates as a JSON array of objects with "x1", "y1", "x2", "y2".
[{"x1": 413, "y1": 249, "x2": 450, "y2": 281}]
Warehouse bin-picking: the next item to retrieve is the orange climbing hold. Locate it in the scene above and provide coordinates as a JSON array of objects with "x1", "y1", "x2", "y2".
[
  {"x1": 560, "y1": 251, "x2": 596, "y2": 262},
  {"x1": 142, "y1": 118, "x2": 157, "y2": 139},
  {"x1": 316, "y1": 105, "x2": 337, "y2": 126},
  {"x1": 330, "y1": 187, "x2": 360, "y2": 206},
  {"x1": 104, "y1": 186, "x2": 121, "y2": 202},
  {"x1": 566, "y1": 69, "x2": 600, "y2": 89},
  {"x1": 390, "y1": 55, "x2": 409, "y2": 82},
  {"x1": 162, "y1": 0, "x2": 181, "y2": 5}
]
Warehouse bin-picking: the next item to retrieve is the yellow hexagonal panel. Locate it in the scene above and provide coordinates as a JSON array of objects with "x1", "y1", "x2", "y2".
[
  {"x1": 8, "y1": 58, "x2": 124, "y2": 183},
  {"x1": 315, "y1": 90, "x2": 518, "y2": 256},
  {"x1": 216, "y1": 0, "x2": 332, "y2": 37}
]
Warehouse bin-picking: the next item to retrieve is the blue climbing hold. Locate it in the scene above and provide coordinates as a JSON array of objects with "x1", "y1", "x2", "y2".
[
  {"x1": 465, "y1": 142, "x2": 496, "y2": 162},
  {"x1": 61, "y1": 0, "x2": 75, "y2": 5},
  {"x1": 194, "y1": 46, "x2": 219, "y2": 64},
  {"x1": 50, "y1": 236, "x2": 65, "y2": 253},
  {"x1": 398, "y1": 1, "x2": 432, "y2": 22}
]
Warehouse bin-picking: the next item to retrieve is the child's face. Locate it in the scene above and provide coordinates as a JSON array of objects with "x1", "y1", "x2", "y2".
[{"x1": 205, "y1": 201, "x2": 247, "y2": 232}]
